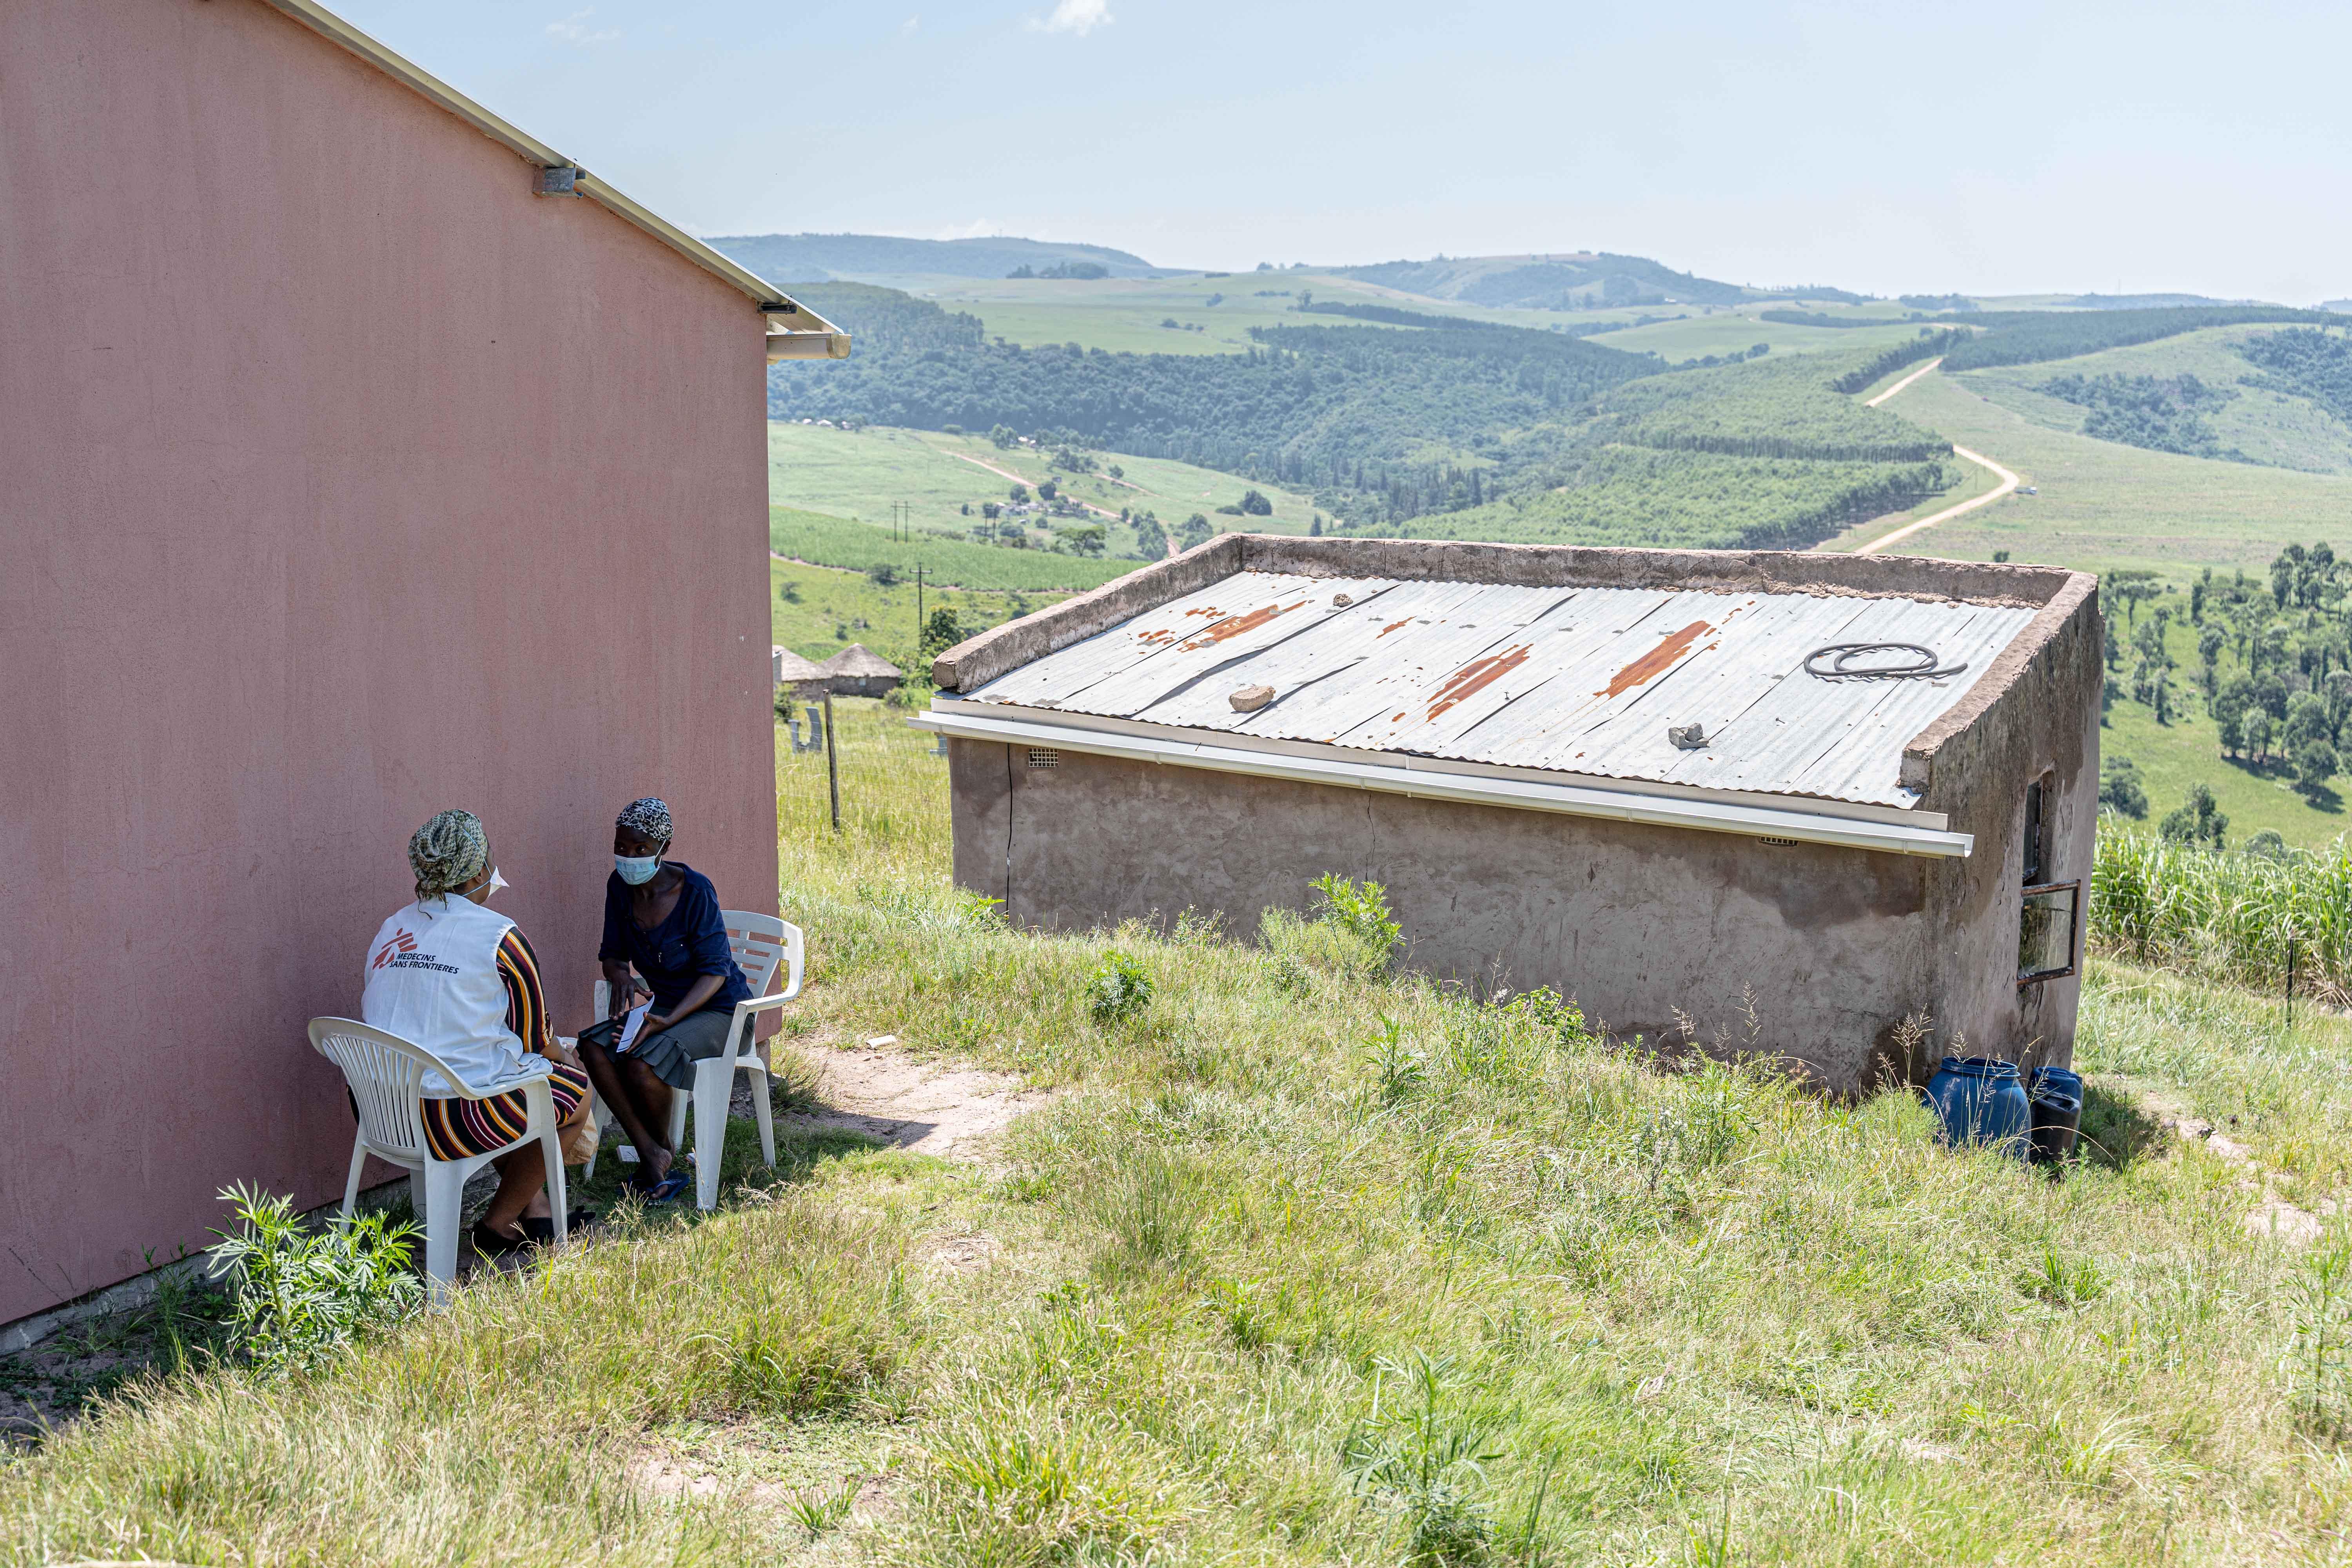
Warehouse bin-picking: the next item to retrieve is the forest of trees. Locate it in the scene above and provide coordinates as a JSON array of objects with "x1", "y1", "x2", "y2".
[
  {"x1": 1828, "y1": 330, "x2": 1969, "y2": 394},
  {"x1": 2041, "y1": 372, "x2": 2238, "y2": 458},
  {"x1": 1756, "y1": 309, "x2": 1879, "y2": 328},
  {"x1": 1589, "y1": 351, "x2": 1952, "y2": 462},
  {"x1": 1935, "y1": 305, "x2": 2330, "y2": 371},
  {"x1": 2237, "y1": 328, "x2": 2352, "y2": 425},
  {"x1": 1370, "y1": 445, "x2": 1956, "y2": 552},
  {"x1": 2101, "y1": 543, "x2": 2352, "y2": 806}
]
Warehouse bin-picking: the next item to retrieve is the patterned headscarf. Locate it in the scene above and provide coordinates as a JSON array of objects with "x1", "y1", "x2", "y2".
[
  {"x1": 408, "y1": 809, "x2": 489, "y2": 902},
  {"x1": 617, "y1": 797, "x2": 672, "y2": 845}
]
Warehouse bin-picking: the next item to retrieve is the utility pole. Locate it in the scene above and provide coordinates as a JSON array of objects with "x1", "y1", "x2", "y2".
[{"x1": 915, "y1": 564, "x2": 926, "y2": 652}]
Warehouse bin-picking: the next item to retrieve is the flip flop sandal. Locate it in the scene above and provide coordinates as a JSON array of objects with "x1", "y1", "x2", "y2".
[{"x1": 642, "y1": 1172, "x2": 691, "y2": 1204}]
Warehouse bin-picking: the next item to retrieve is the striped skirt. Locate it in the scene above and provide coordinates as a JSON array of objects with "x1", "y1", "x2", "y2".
[{"x1": 420, "y1": 1062, "x2": 590, "y2": 1162}]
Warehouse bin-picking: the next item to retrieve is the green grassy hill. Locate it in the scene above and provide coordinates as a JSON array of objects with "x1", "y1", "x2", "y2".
[
  {"x1": 1865, "y1": 367, "x2": 2352, "y2": 579},
  {"x1": 1956, "y1": 325, "x2": 2352, "y2": 475},
  {"x1": 768, "y1": 425, "x2": 1326, "y2": 558},
  {"x1": 770, "y1": 506, "x2": 1131, "y2": 594},
  {"x1": 768, "y1": 555, "x2": 1068, "y2": 668},
  {"x1": 708, "y1": 231, "x2": 1176, "y2": 282}
]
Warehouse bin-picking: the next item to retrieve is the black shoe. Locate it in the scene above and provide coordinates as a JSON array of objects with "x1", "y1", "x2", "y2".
[
  {"x1": 520, "y1": 1209, "x2": 597, "y2": 1244},
  {"x1": 470, "y1": 1220, "x2": 530, "y2": 1257}
]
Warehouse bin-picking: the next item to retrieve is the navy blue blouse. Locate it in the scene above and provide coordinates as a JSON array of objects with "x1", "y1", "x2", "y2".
[{"x1": 598, "y1": 863, "x2": 752, "y2": 1018}]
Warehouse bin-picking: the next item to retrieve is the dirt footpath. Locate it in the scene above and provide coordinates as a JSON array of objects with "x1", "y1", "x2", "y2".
[{"x1": 774, "y1": 1036, "x2": 1047, "y2": 1162}]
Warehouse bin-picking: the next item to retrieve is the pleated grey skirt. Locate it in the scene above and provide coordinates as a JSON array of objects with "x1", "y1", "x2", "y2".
[{"x1": 630, "y1": 1007, "x2": 736, "y2": 1090}]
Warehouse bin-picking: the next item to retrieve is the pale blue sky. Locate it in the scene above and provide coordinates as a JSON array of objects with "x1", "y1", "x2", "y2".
[{"x1": 333, "y1": 0, "x2": 2352, "y2": 303}]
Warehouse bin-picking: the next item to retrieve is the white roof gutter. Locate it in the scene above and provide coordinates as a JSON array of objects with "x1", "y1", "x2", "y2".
[
  {"x1": 912, "y1": 703, "x2": 1973, "y2": 859},
  {"x1": 254, "y1": 0, "x2": 849, "y2": 360}
]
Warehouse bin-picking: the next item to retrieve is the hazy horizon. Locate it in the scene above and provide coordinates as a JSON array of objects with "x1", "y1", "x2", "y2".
[{"x1": 334, "y1": 0, "x2": 2352, "y2": 304}]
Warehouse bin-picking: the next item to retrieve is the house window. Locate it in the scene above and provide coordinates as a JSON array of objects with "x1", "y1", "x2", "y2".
[
  {"x1": 2018, "y1": 881, "x2": 2080, "y2": 984},
  {"x1": 1026, "y1": 748, "x2": 1060, "y2": 769},
  {"x1": 2022, "y1": 773, "x2": 2051, "y2": 886}
]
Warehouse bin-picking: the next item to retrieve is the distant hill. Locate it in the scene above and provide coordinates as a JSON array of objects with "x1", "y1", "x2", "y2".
[
  {"x1": 706, "y1": 232, "x2": 1181, "y2": 283},
  {"x1": 1319, "y1": 252, "x2": 1861, "y2": 310},
  {"x1": 2065, "y1": 292, "x2": 2264, "y2": 310}
]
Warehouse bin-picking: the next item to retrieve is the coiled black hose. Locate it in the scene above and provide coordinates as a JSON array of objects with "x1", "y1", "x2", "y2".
[{"x1": 1803, "y1": 642, "x2": 1970, "y2": 681}]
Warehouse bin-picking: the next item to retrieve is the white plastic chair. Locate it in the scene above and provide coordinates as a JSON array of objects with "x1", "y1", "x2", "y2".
[
  {"x1": 580, "y1": 913, "x2": 804, "y2": 1210},
  {"x1": 309, "y1": 1017, "x2": 569, "y2": 1300}
]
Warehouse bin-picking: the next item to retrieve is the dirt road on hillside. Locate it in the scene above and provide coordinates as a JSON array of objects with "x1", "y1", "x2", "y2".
[
  {"x1": 1852, "y1": 358, "x2": 2022, "y2": 554},
  {"x1": 950, "y1": 450, "x2": 1181, "y2": 557},
  {"x1": 949, "y1": 451, "x2": 1125, "y2": 521}
]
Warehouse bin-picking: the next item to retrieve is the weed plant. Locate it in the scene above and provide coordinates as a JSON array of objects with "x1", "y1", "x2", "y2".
[
  {"x1": 1087, "y1": 951, "x2": 1155, "y2": 1023},
  {"x1": 207, "y1": 1184, "x2": 423, "y2": 1375}
]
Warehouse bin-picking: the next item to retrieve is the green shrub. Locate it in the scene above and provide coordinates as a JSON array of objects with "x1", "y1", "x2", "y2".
[
  {"x1": 1087, "y1": 950, "x2": 1155, "y2": 1022},
  {"x1": 1312, "y1": 873, "x2": 1402, "y2": 961},
  {"x1": 207, "y1": 1185, "x2": 423, "y2": 1376}
]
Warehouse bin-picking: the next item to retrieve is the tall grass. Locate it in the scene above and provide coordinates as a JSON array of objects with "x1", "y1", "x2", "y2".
[
  {"x1": 778, "y1": 696, "x2": 953, "y2": 860},
  {"x1": 20, "y1": 714, "x2": 2352, "y2": 1563},
  {"x1": 2091, "y1": 826, "x2": 2352, "y2": 1000}
]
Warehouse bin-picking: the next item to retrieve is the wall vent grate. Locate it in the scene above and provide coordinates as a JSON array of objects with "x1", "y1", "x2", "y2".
[
  {"x1": 1026, "y1": 748, "x2": 1060, "y2": 769},
  {"x1": 1758, "y1": 836, "x2": 1800, "y2": 848}
]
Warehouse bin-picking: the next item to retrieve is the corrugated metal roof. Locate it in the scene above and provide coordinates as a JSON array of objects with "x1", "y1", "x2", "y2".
[{"x1": 963, "y1": 571, "x2": 2039, "y2": 807}]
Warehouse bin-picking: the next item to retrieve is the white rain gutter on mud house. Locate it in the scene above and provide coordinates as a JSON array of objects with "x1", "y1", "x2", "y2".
[{"x1": 913, "y1": 700, "x2": 1975, "y2": 859}]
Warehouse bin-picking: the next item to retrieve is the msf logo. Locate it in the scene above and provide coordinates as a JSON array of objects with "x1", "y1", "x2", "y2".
[{"x1": 372, "y1": 929, "x2": 419, "y2": 971}]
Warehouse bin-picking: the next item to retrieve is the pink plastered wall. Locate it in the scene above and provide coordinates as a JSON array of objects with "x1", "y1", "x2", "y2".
[{"x1": 0, "y1": 0, "x2": 779, "y2": 1323}]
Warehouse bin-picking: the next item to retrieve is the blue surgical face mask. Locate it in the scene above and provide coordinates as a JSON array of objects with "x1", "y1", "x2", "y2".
[{"x1": 615, "y1": 854, "x2": 661, "y2": 886}]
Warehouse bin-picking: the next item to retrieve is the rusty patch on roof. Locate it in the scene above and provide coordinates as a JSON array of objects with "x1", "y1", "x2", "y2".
[
  {"x1": 1598, "y1": 620, "x2": 1712, "y2": 698},
  {"x1": 1379, "y1": 618, "x2": 1412, "y2": 637},
  {"x1": 1180, "y1": 599, "x2": 1302, "y2": 649},
  {"x1": 1428, "y1": 645, "x2": 1530, "y2": 722}
]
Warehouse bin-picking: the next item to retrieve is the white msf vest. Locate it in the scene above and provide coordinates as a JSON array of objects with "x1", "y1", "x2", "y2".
[{"x1": 360, "y1": 894, "x2": 550, "y2": 1098}]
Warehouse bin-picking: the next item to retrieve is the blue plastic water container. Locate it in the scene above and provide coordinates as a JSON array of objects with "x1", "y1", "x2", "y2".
[
  {"x1": 2026, "y1": 1064, "x2": 2082, "y2": 1100},
  {"x1": 1925, "y1": 1056, "x2": 2031, "y2": 1155}
]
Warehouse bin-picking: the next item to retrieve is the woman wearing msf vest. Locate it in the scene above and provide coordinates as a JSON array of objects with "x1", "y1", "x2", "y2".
[
  {"x1": 361, "y1": 809, "x2": 592, "y2": 1257},
  {"x1": 576, "y1": 797, "x2": 752, "y2": 1204}
]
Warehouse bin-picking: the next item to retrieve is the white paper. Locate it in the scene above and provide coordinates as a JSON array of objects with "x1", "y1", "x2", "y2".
[{"x1": 614, "y1": 1002, "x2": 650, "y2": 1054}]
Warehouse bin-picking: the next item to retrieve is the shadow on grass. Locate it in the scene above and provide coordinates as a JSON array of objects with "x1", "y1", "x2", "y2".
[
  {"x1": 0, "y1": 1098, "x2": 893, "y2": 1448},
  {"x1": 560, "y1": 1096, "x2": 886, "y2": 1227},
  {"x1": 2223, "y1": 753, "x2": 2290, "y2": 782},
  {"x1": 2076, "y1": 1080, "x2": 2166, "y2": 1172}
]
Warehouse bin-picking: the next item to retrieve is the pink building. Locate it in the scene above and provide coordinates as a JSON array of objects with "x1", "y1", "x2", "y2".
[{"x1": 0, "y1": 0, "x2": 842, "y2": 1328}]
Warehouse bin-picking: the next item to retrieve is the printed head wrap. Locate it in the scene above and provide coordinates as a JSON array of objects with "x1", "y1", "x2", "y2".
[
  {"x1": 408, "y1": 809, "x2": 489, "y2": 902},
  {"x1": 617, "y1": 797, "x2": 672, "y2": 845}
]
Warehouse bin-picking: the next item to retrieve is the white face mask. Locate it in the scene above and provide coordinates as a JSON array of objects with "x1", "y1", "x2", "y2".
[
  {"x1": 615, "y1": 854, "x2": 661, "y2": 886},
  {"x1": 468, "y1": 867, "x2": 509, "y2": 903}
]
